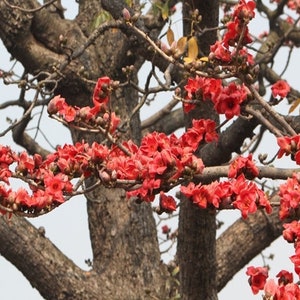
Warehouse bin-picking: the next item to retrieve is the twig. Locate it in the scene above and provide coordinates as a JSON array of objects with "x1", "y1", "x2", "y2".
[
  {"x1": 141, "y1": 97, "x2": 179, "y2": 130},
  {"x1": 3, "y1": 0, "x2": 58, "y2": 13},
  {"x1": 243, "y1": 105, "x2": 284, "y2": 137},
  {"x1": 49, "y1": 115, "x2": 132, "y2": 156},
  {"x1": 0, "y1": 89, "x2": 40, "y2": 137},
  {"x1": 248, "y1": 85, "x2": 297, "y2": 136}
]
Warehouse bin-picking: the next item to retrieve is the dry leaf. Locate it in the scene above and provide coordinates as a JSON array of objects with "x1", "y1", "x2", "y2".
[
  {"x1": 183, "y1": 37, "x2": 198, "y2": 63},
  {"x1": 167, "y1": 27, "x2": 175, "y2": 47},
  {"x1": 176, "y1": 36, "x2": 187, "y2": 56},
  {"x1": 289, "y1": 98, "x2": 300, "y2": 114}
]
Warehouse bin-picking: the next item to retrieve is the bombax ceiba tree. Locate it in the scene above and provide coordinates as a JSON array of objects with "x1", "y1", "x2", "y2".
[{"x1": 0, "y1": 0, "x2": 300, "y2": 299}]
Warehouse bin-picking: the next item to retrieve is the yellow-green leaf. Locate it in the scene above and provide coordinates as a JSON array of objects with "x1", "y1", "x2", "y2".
[
  {"x1": 91, "y1": 11, "x2": 112, "y2": 30},
  {"x1": 171, "y1": 266, "x2": 180, "y2": 277},
  {"x1": 125, "y1": 0, "x2": 133, "y2": 7},
  {"x1": 187, "y1": 36, "x2": 198, "y2": 61},
  {"x1": 161, "y1": 2, "x2": 170, "y2": 20},
  {"x1": 289, "y1": 98, "x2": 300, "y2": 114},
  {"x1": 183, "y1": 56, "x2": 194, "y2": 64},
  {"x1": 176, "y1": 36, "x2": 187, "y2": 55},
  {"x1": 199, "y1": 56, "x2": 209, "y2": 62},
  {"x1": 167, "y1": 27, "x2": 175, "y2": 47}
]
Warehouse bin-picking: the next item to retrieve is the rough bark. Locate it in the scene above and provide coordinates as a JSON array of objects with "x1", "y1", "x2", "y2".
[
  {"x1": 178, "y1": 1, "x2": 219, "y2": 299},
  {"x1": 0, "y1": 1, "x2": 168, "y2": 299},
  {"x1": 0, "y1": 215, "x2": 102, "y2": 300}
]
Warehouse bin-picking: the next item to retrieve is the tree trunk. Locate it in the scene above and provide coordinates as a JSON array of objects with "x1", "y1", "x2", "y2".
[{"x1": 178, "y1": 1, "x2": 219, "y2": 299}]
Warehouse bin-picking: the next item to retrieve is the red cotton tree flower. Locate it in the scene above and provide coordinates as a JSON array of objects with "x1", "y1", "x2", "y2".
[{"x1": 1, "y1": 1, "x2": 300, "y2": 299}]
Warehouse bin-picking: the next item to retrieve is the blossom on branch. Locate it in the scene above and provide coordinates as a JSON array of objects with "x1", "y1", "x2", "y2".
[
  {"x1": 93, "y1": 76, "x2": 111, "y2": 106},
  {"x1": 271, "y1": 80, "x2": 291, "y2": 98},
  {"x1": 246, "y1": 266, "x2": 268, "y2": 295},
  {"x1": 279, "y1": 173, "x2": 300, "y2": 220},
  {"x1": 228, "y1": 154, "x2": 259, "y2": 179}
]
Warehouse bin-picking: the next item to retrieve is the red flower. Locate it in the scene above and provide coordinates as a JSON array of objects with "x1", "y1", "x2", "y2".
[
  {"x1": 276, "y1": 270, "x2": 294, "y2": 285},
  {"x1": 214, "y1": 82, "x2": 247, "y2": 119},
  {"x1": 0, "y1": 145, "x2": 14, "y2": 166},
  {"x1": 181, "y1": 130, "x2": 204, "y2": 151},
  {"x1": 279, "y1": 174, "x2": 300, "y2": 220},
  {"x1": 184, "y1": 76, "x2": 204, "y2": 100},
  {"x1": 32, "y1": 190, "x2": 53, "y2": 209},
  {"x1": 44, "y1": 173, "x2": 72, "y2": 203},
  {"x1": 62, "y1": 105, "x2": 77, "y2": 122},
  {"x1": 228, "y1": 154, "x2": 259, "y2": 179},
  {"x1": 290, "y1": 245, "x2": 300, "y2": 275},
  {"x1": 283, "y1": 221, "x2": 300, "y2": 243},
  {"x1": 93, "y1": 76, "x2": 111, "y2": 106},
  {"x1": 0, "y1": 168, "x2": 11, "y2": 184},
  {"x1": 277, "y1": 136, "x2": 293, "y2": 158},
  {"x1": 233, "y1": 0, "x2": 256, "y2": 21},
  {"x1": 210, "y1": 41, "x2": 232, "y2": 62},
  {"x1": 246, "y1": 266, "x2": 268, "y2": 295},
  {"x1": 180, "y1": 182, "x2": 197, "y2": 198},
  {"x1": 47, "y1": 95, "x2": 66, "y2": 115},
  {"x1": 14, "y1": 188, "x2": 33, "y2": 207},
  {"x1": 264, "y1": 279, "x2": 277, "y2": 298},
  {"x1": 271, "y1": 80, "x2": 290, "y2": 98},
  {"x1": 223, "y1": 20, "x2": 253, "y2": 47},
  {"x1": 103, "y1": 112, "x2": 120, "y2": 133},
  {"x1": 277, "y1": 135, "x2": 300, "y2": 164},
  {"x1": 161, "y1": 225, "x2": 170, "y2": 234},
  {"x1": 232, "y1": 175, "x2": 258, "y2": 218},
  {"x1": 159, "y1": 192, "x2": 177, "y2": 213}
]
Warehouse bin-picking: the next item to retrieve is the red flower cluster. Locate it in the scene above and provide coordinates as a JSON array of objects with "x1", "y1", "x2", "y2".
[
  {"x1": 223, "y1": 0, "x2": 255, "y2": 47},
  {"x1": 48, "y1": 77, "x2": 120, "y2": 134},
  {"x1": 183, "y1": 2, "x2": 257, "y2": 117},
  {"x1": 277, "y1": 135, "x2": 300, "y2": 165},
  {"x1": 279, "y1": 173, "x2": 300, "y2": 220},
  {"x1": 247, "y1": 263, "x2": 300, "y2": 299},
  {"x1": 269, "y1": 202, "x2": 300, "y2": 299},
  {"x1": 183, "y1": 76, "x2": 222, "y2": 113},
  {"x1": 209, "y1": 0, "x2": 255, "y2": 65},
  {"x1": 213, "y1": 82, "x2": 248, "y2": 119},
  {"x1": 0, "y1": 146, "x2": 75, "y2": 215},
  {"x1": 180, "y1": 173, "x2": 271, "y2": 218},
  {"x1": 233, "y1": 0, "x2": 256, "y2": 21},
  {"x1": 271, "y1": 0, "x2": 300, "y2": 12},
  {"x1": 121, "y1": 125, "x2": 212, "y2": 202},
  {"x1": 265, "y1": 279, "x2": 300, "y2": 299},
  {"x1": 0, "y1": 75, "x2": 222, "y2": 215},
  {"x1": 184, "y1": 76, "x2": 248, "y2": 119}
]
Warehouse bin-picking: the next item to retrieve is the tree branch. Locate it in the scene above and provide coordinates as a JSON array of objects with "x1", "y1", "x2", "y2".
[
  {"x1": 216, "y1": 205, "x2": 283, "y2": 292},
  {"x1": 0, "y1": 215, "x2": 102, "y2": 299}
]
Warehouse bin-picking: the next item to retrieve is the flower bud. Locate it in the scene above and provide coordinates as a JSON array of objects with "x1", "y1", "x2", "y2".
[
  {"x1": 99, "y1": 170, "x2": 111, "y2": 183},
  {"x1": 122, "y1": 8, "x2": 131, "y2": 21}
]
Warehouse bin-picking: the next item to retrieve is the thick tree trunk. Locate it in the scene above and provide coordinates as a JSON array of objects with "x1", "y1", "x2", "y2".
[
  {"x1": 0, "y1": 1, "x2": 168, "y2": 299},
  {"x1": 178, "y1": 1, "x2": 220, "y2": 299}
]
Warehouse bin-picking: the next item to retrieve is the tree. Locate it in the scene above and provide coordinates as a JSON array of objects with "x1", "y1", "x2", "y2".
[{"x1": 0, "y1": 0, "x2": 300, "y2": 299}]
